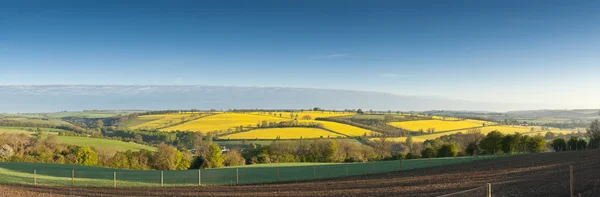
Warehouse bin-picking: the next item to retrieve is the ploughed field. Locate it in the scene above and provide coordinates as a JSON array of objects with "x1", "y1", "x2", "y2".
[{"x1": 2, "y1": 149, "x2": 598, "y2": 197}]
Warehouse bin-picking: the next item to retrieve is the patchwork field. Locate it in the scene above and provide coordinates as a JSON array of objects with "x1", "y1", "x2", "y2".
[
  {"x1": 388, "y1": 119, "x2": 493, "y2": 132},
  {"x1": 0, "y1": 117, "x2": 72, "y2": 126},
  {"x1": 381, "y1": 125, "x2": 577, "y2": 142},
  {"x1": 220, "y1": 127, "x2": 344, "y2": 140},
  {"x1": 126, "y1": 113, "x2": 209, "y2": 130},
  {"x1": 56, "y1": 136, "x2": 156, "y2": 155},
  {"x1": 162, "y1": 113, "x2": 288, "y2": 132},
  {"x1": 249, "y1": 111, "x2": 354, "y2": 120},
  {"x1": 0, "y1": 126, "x2": 65, "y2": 134},
  {"x1": 431, "y1": 115, "x2": 461, "y2": 121},
  {"x1": 301, "y1": 120, "x2": 374, "y2": 136}
]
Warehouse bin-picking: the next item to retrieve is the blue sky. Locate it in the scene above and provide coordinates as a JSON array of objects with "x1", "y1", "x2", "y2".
[{"x1": 1, "y1": 0, "x2": 599, "y2": 107}]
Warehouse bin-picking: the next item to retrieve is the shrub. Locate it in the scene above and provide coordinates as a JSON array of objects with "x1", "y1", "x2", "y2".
[
  {"x1": 421, "y1": 146, "x2": 436, "y2": 158},
  {"x1": 437, "y1": 144, "x2": 458, "y2": 157},
  {"x1": 551, "y1": 138, "x2": 567, "y2": 152},
  {"x1": 0, "y1": 144, "x2": 14, "y2": 161}
]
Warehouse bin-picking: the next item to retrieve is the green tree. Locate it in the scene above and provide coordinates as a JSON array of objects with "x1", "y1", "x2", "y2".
[
  {"x1": 567, "y1": 136, "x2": 587, "y2": 151},
  {"x1": 203, "y1": 144, "x2": 224, "y2": 168},
  {"x1": 526, "y1": 136, "x2": 546, "y2": 153},
  {"x1": 421, "y1": 146, "x2": 436, "y2": 158},
  {"x1": 152, "y1": 143, "x2": 190, "y2": 170},
  {"x1": 223, "y1": 150, "x2": 246, "y2": 167},
  {"x1": 501, "y1": 134, "x2": 519, "y2": 154},
  {"x1": 578, "y1": 138, "x2": 588, "y2": 150},
  {"x1": 466, "y1": 142, "x2": 481, "y2": 155},
  {"x1": 75, "y1": 146, "x2": 98, "y2": 166},
  {"x1": 479, "y1": 131, "x2": 504, "y2": 154},
  {"x1": 405, "y1": 134, "x2": 413, "y2": 154},
  {"x1": 587, "y1": 120, "x2": 600, "y2": 148},
  {"x1": 324, "y1": 140, "x2": 339, "y2": 162},
  {"x1": 109, "y1": 152, "x2": 131, "y2": 169},
  {"x1": 436, "y1": 144, "x2": 458, "y2": 157},
  {"x1": 357, "y1": 109, "x2": 364, "y2": 114},
  {"x1": 551, "y1": 138, "x2": 567, "y2": 152},
  {"x1": 95, "y1": 120, "x2": 104, "y2": 129}
]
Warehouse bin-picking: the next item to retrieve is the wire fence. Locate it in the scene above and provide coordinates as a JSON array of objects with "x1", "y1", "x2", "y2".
[
  {"x1": 0, "y1": 155, "x2": 509, "y2": 187},
  {"x1": 437, "y1": 184, "x2": 490, "y2": 197}
]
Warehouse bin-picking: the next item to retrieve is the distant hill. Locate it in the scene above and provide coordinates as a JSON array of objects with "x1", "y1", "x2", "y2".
[
  {"x1": 506, "y1": 109, "x2": 600, "y2": 119},
  {"x1": 0, "y1": 85, "x2": 551, "y2": 113}
]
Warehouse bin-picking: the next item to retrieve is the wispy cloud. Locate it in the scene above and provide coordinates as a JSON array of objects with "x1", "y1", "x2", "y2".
[
  {"x1": 379, "y1": 73, "x2": 416, "y2": 78},
  {"x1": 324, "y1": 54, "x2": 348, "y2": 58}
]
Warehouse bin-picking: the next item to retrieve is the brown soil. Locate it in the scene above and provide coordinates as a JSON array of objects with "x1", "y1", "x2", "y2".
[{"x1": 1, "y1": 149, "x2": 599, "y2": 197}]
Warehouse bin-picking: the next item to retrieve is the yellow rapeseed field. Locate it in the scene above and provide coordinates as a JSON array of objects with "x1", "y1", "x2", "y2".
[
  {"x1": 298, "y1": 120, "x2": 374, "y2": 136},
  {"x1": 160, "y1": 113, "x2": 287, "y2": 132},
  {"x1": 379, "y1": 125, "x2": 577, "y2": 143},
  {"x1": 387, "y1": 119, "x2": 493, "y2": 132},
  {"x1": 128, "y1": 113, "x2": 206, "y2": 130},
  {"x1": 249, "y1": 111, "x2": 354, "y2": 120},
  {"x1": 431, "y1": 116, "x2": 461, "y2": 121},
  {"x1": 220, "y1": 127, "x2": 344, "y2": 140}
]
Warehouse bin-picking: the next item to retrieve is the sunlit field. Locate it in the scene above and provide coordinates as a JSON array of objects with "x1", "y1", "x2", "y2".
[
  {"x1": 56, "y1": 136, "x2": 156, "y2": 155},
  {"x1": 220, "y1": 127, "x2": 344, "y2": 140},
  {"x1": 380, "y1": 125, "x2": 578, "y2": 142},
  {"x1": 431, "y1": 116, "x2": 461, "y2": 121},
  {"x1": 0, "y1": 117, "x2": 72, "y2": 126},
  {"x1": 161, "y1": 113, "x2": 287, "y2": 133},
  {"x1": 299, "y1": 120, "x2": 374, "y2": 136},
  {"x1": 249, "y1": 111, "x2": 354, "y2": 120},
  {"x1": 388, "y1": 119, "x2": 493, "y2": 132},
  {"x1": 126, "y1": 113, "x2": 208, "y2": 130}
]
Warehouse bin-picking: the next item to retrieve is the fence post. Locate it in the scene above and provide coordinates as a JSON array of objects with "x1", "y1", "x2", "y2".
[
  {"x1": 198, "y1": 169, "x2": 201, "y2": 186},
  {"x1": 34, "y1": 169, "x2": 37, "y2": 186},
  {"x1": 113, "y1": 170, "x2": 116, "y2": 188},
  {"x1": 161, "y1": 170, "x2": 164, "y2": 187},
  {"x1": 399, "y1": 159, "x2": 402, "y2": 170},
  {"x1": 345, "y1": 164, "x2": 348, "y2": 177},
  {"x1": 236, "y1": 168, "x2": 239, "y2": 185},
  {"x1": 487, "y1": 183, "x2": 491, "y2": 197},
  {"x1": 313, "y1": 164, "x2": 316, "y2": 179},
  {"x1": 71, "y1": 168, "x2": 74, "y2": 187},
  {"x1": 371, "y1": 162, "x2": 374, "y2": 174},
  {"x1": 570, "y1": 165, "x2": 574, "y2": 197}
]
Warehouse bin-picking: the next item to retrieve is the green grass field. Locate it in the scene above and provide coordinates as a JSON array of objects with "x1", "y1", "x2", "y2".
[
  {"x1": 0, "y1": 117, "x2": 72, "y2": 126},
  {"x1": 0, "y1": 155, "x2": 507, "y2": 187},
  {"x1": 223, "y1": 162, "x2": 340, "y2": 168},
  {"x1": 0, "y1": 126, "x2": 63, "y2": 135},
  {"x1": 56, "y1": 136, "x2": 156, "y2": 155}
]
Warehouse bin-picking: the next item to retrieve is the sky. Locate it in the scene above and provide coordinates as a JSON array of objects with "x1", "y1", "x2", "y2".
[{"x1": 1, "y1": 0, "x2": 600, "y2": 108}]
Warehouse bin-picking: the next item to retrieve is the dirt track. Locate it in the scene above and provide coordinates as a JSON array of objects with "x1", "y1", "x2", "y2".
[{"x1": 1, "y1": 149, "x2": 599, "y2": 197}]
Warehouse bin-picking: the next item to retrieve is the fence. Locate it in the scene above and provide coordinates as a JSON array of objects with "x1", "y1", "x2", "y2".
[
  {"x1": 438, "y1": 183, "x2": 491, "y2": 197},
  {"x1": 0, "y1": 155, "x2": 508, "y2": 187}
]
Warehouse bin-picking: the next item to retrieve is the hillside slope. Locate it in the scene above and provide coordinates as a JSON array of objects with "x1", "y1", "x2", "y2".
[{"x1": 1, "y1": 149, "x2": 598, "y2": 196}]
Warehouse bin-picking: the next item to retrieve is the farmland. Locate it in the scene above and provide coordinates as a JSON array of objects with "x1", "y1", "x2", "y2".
[
  {"x1": 126, "y1": 113, "x2": 210, "y2": 130},
  {"x1": 1, "y1": 149, "x2": 598, "y2": 196},
  {"x1": 0, "y1": 126, "x2": 65, "y2": 134},
  {"x1": 381, "y1": 125, "x2": 578, "y2": 142},
  {"x1": 220, "y1": 127, "x2": 344, "y2": 140},
  {"x1": 0, "y1": 116, "x2": 72, "y2": 126},
  {"x1": 249, "y1": 111, "x2": 354, "y2": 120},
  {"x1": 161, "y1": 113, "x2": 288, "y2": 132},
  {"x1": 55, "y1": 136, "x2": 156, "y2": 155},
  {"x1": 387, "y1": 119, "x2": 493, "y2": 132},
  {"x1": 308, "y1": 120, "x2": 374, "y2": 136}
]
